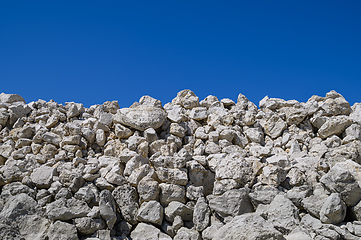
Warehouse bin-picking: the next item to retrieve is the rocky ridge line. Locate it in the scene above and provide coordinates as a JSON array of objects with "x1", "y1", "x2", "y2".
[{"x1": 1, "y1": 90, "x2": 361, "y2": 239}]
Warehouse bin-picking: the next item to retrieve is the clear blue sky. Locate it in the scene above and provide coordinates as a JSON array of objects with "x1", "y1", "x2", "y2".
[{"x1": 1, "y1": 1, "x2": 360, "y2": 108}]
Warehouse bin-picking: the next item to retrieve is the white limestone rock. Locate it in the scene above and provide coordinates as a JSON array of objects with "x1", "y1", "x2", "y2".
[
  {"x1": 318, "y1": 116, "x2": 352, "y2": 139},
  {"x1": 319, "y1": 193, "x2": 346, "y2": 224},
  {"x1": 207, "y1": 188, "x2": 253, "y2": 218},
  {"x1": 212, "y1": 213, "x2": 284, "y2": 240},
  {"x1": 136, "y1": 200, "x2": 164, "y2": 226},
  {"x1": 131, "y1": 222, "x2": 172, "y2": 240},
  {"x1": 113, "y1": 105, "x2": 167, "y2": 131}
]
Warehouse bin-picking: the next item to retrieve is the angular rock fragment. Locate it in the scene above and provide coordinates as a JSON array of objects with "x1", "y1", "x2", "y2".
[
  {"x1": 207, "y1": 188, "x2": 253, "y2": 218},
  {"x1": 112, "y1": 184, "x2": 139, "y2": 224},
  {"x1": 136, "y1": 200, "x2": 164, "y2": 226},
  {"x1": 113, "y1": 105, "x2": 167, "y2": 131},
  {"x1": 212, "y1": 213, "x2": 284, "y2": 240}
]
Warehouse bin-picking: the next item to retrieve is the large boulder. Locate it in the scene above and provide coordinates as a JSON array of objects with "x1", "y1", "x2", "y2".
[{"x1": 113, "y1": 105, "x2": 167, "y2": 131}]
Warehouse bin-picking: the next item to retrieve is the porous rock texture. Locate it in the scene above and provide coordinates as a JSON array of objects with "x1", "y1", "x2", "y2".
[{"x1": 2, "y1": 89, "x2": 361, "y2": 239}]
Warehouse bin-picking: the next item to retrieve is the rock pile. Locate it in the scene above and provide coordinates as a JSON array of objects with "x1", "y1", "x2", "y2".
[{"x1": 1, "y1": 90, "x2": 361, "y2": 239}]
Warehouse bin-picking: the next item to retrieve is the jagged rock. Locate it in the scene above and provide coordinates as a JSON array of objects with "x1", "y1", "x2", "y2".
[
  {"x1": 0, "y1": 93, "x2": 25, "y2": 103},
  {"x1": 320, "y1": 162, "x2": 361, "y2": 206},
  {"x1": 264, "y1": 115, "x2": 287, "y2": 139},
  {"x1": 249, "y1": 184, "x2": 280, "y2": 207},
  {"x1": 257, "y1": 194, "x2": 300, "y2": 234},
  {"x1": 99, "y1": 189, "x2": 117, "y2": 229},
  {"x1": 16, "y1": 214, "x2": 51, "y2": 240},
  {"x1": 30, "y1": 165, "x2": 55, "y2": 188},
  {"x1": 130, "y1": 223, "x2": 172, "y2": 240},
  {"x1": 0, "y1": 217, "x2": 25, "y2": 240},
  {"x1": 212, "y1": 213, "x2": 285, "y2": 240},
  {"x1": 2, "y1": 91, "x2": 361, "y2": 239},
  {"x1": 112, "y1": 184, "x2": 139, "y2": 224},
  {"x1": 207, "y1": 188, "x2": 253, "y2": 218},
  {"x1": 0, "y1": 193, "x2": 38, "y2": 220},
  {"x1": 46, "y1": 198, "x2": 91, "y2": 221},
  {"x1": 113, "y1": 105, "x2": 167, "y2": 131},
  {"x1": 47, "y1": 221, "x2": 78, "y2": 240},
  {"x1": 74, "y1": 217, "x2": 105, "y2": 235},
  {"x1": 318, "y1": 116, "x2": 352, "y2": 139},
  {"x1": 319, "y1": 193, "x2": 346, "y2": 224},
  {"x1": 193, "y1": 197, "x2": 210, "y2": 231},
  {"x1": 136, "y1": 200, "x2": 164, "y2": 226},
  {"x1": 159, "y1": 183, "x2": 186, "y2": 206},
  {"x1": 138, "y1": 177, "x2": 160, "y2": 203},
  {"x1": 172, "y1": 89, "x2": 199, "y2": 109},
  {"x1": 165, "y1": 201, "x2": 193, "y2": 222},
  {"x1": 301, "y1": 184, "x2": 330, "y2": 218},
  {"x1": 173, "y1": 227, "x2": 201, "y2": 240}
]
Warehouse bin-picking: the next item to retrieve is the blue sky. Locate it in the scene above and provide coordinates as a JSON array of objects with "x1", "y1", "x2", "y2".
[{"x1": 1, "y1": 1, "x2": 360, "y2": 108}]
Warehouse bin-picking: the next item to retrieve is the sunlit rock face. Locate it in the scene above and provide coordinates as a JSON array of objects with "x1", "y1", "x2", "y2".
[{"x1": 0, "y1": 90, "x2": 361, "y2": 240}]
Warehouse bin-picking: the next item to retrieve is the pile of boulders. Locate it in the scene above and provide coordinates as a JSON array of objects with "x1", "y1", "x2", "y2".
[{"x1": 1, "y1": 89, "x2": 361, "y2": 239}]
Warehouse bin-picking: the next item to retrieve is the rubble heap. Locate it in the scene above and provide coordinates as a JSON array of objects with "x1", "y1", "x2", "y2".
[{"x1": 1, "y1": 90, "x2": 361, "y2": 240}]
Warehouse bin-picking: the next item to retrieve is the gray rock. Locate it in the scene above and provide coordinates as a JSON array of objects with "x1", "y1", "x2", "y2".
[
  {"x1": 318, "y1": 116, "x2": 352, "y2": 139},
  {"x1": 159, "y1": 183, "x2": 186, "y2": 206},
  {"x1": 136, "y1": 200, "x2": 164, "y2": 226},
  {"x1": 30, "y1": 165, "x2": 55, "y2": 188},
  {"x1": 0, "y1": 217, "x2": 25, "y2": 240},
  {"x1": 213, "y1": 213, "x2": 285, "y2": 240},
  {"x1": 112, "y1": 184, "x2": 139, "y2": 224},
  {"x1": 286, "y1": 185, "x2": 312, "y2": 208},
  {"x1": 46, "y1": 198, "x2": 91, "y2": 221},
  {"x1": 351, "y1": 200, "x2": 361, "y2": 221},
  {"x1": 202, "y1": 223, "x2": 224, "y2": 240},
  {"x1": 47, "y1": 220, "x2": 78, "y2": 240},
  {"x1": 0, "y1": 193, "x2": 38, "y2": 220},
  {"x1": 74, "y1": 217, "x2": 105, "y2": 235},
  {"x1": 189, "y1": 107, "x2": 208, "y2": 120},
  {"x1": 42, "y1": 132, "x2": 62, "y2": 146},
  {"x1": 207, "y1": 188, "x2": 253, "y2": 218},
  {"x1": 0, "y1": 93, "x2": 25, "y2": 103},
  {"x1": 173, "y1": 227, "x2": 201, "y2": 240},
  {"x1": 165, "y1": 201, "x2": 193, "y2": 222},
  {"x1": 114, "y1": 124, "x2": 133, "y2": 139},
  {"x1": 301, "y1": 184, "x2": 330, "y2": 218},
  {"x1": 54, "y1": 187, "x2": 72, "y2": 200},
  {"x1": 172, "y1": 89, "x2": 199, "y2": 109},
  {"x1": 319, "y1": 193, "x2": 346, "y2": 224},
  {"x1": 259, "y1": 194, "x2": 300, "y2": 234},
  {"x1": 138, "y1": 177, "x2": 160, "y2": 203},
  {"x1": 249, "y1": 184, "x2": 280, "y2": 207},
  {"x1": 113, "y1": 105, "x2": 167, "y2": 131},
  {"x1": 193, "y1": 197, "x2": 210, "y2": 231},
  {"x1": 264, "y1": 115, "x2": 287, "y2": 139},
  {"x1": 285, "y1": 231, "x2": 312, "y2": 240},
  {"x1": 130, "y1": 222, "x2": 172, "y2": 240},
  {"x1": 320, "y1": 163, "x2": 361, "y2": 206},
  {"x1": 15, "y1": 214, "x2": 51, "y2": 240},
  {"x1": 156, "y1": 167, "x2": 188, "y2": 185},
  {"x1": 99, "y1": 189, "x2": 117, "y2": 229}
]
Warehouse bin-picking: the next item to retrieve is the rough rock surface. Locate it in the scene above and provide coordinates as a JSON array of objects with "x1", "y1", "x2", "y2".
[{"x1": 1, "y1": 90, "x2": 361, "y2": 239}]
